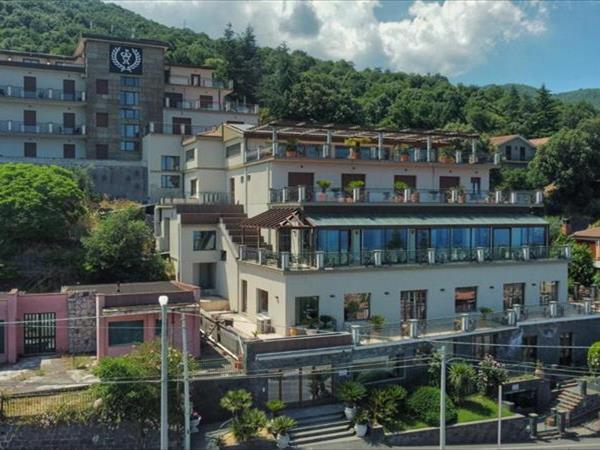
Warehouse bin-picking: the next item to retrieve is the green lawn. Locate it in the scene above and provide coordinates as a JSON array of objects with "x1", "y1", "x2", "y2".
[{"x1": 456, "y1": 394, "x2": 514, "y2": 423}]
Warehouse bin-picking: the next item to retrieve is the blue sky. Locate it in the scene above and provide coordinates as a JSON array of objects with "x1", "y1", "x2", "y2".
[{"x1": 114, "y1": 0, "x2": 600, "y2": 93}]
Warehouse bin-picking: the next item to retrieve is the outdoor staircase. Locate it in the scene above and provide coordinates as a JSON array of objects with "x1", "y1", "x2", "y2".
[
  {"x1": 288, "y1": 405, "x2": 355, "y2": 447},
  {"x1": 555, "y1": 379, "x2": 586, "y2": 425},
  {"x1": 218, "y1": 208, "x2": 270, "y2": 250}
]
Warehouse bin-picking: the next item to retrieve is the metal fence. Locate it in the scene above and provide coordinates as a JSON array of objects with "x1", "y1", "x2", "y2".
[{"x1": 0, "y1": 386, "x2": 95, "y2": 418}]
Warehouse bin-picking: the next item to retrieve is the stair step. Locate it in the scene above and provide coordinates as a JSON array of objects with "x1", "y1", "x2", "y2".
[
  {"x1": 292, "y1": 422, "x2": 351, "y2": 438},
  {"x1": 290, "y1": 429, "x2": 356, "y2": 446},
  {"x1": 292, "y1": 419, "x2": 350, "y2": 433}
]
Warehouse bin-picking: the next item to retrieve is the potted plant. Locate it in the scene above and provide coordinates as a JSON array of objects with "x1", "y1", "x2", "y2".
[
  {"x1": 344, "y1": 137, "x2": 371, "y2": 160},
  {"x1": 456, "y1": 185, "x2": 466, "y2": 203},
  {"x1": 319, "y1": 315, "x2": 335, "y2": 330},
  {"x1": 438, "y1": 147, "x2": 455, "y2": 164},
  {"x1": 191, "y1": 411, "x2": 202, "y2": 433},
  {"x1": 305, "y1": 316, "x2": 320, "y2": 335},
  {"x1": 411, "y1": 189, "x2": 420, "y2": 203},
  {"x1": 353, "y1": 408, "x2": 369, "y2": 438},
  {"x1": 398, "y1": 144, "x2": 410, "y2": 162},
  {"x1": 479, "y1": 307, "x2": 492, "y2": 320},
  {"x1": 285, "y1": 138, "x2": 299, "y2": 158},
  {"x1": 330, "y1": 187, "x2": 344, "y2": 203},
  {"x1": 269, "y1": 415, "x2": 297, "y2": 449},
  {"x1": 534, "y1": 360, "x2": 545, "y2": 378},
  {"x1": 316, "y1": 180, "x2": 332, "y2": 201},
  {"x1": 265, "y1": 399, "x2": 286, "y2": 419},
  {"x1": 346, "y1": 180, "x2": 365, "y2": 202},
  {"x1": 370, "y1": 315, "x2": 385, "y2": 334},
  {"x1": 337, "y1": 381, "x2": 367, "y2": 420},
  {"x1": 394, "y1": 180, "x2": 409, "y2": 202}
]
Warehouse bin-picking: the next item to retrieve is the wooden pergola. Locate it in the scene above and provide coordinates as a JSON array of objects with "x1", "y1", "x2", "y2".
[{"x1": 240, "y1": 208, "x2": 313, "y2": 249}]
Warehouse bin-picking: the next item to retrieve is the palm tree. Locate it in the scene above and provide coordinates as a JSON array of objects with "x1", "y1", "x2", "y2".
[
  {"x1": 448, "y1": 361, "x2": 477, "y2": 404},
  {"x1": 220, "y1": 389, "x2": 253, "y2": 419}
]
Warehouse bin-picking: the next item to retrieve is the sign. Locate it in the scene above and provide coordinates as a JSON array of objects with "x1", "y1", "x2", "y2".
[{"x1": 109, "y1": 45, "x2": 143, "y2": 74}]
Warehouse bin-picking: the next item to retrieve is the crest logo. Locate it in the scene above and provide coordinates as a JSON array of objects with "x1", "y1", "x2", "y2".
[{"x1": 109, "y1": 45, "x2": 143, "y2": 74}]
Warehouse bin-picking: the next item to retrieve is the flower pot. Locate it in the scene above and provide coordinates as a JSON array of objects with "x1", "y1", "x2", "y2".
[
  {"x1": 354, "y1": 423, "x2": 368, "y2": 437},
  {"x1": 400, "y1": 154, "x2": 409, "y2": 162},
  {"x1": 344, "y1": 405, "x2": 357, "y2": 420},
  {"x1": 534, "y1": 367, "x2": 544, "y2": 378},
  {"x1": 286, "y1": 150, "x2": 298, "y2": 158},
  {"x1": 411, "y1": 191, "x2": 420, "y2": 203},
  {"x1": 349, "y1": 150, "x2": 360, "y2": 160},
  {"x1": 458, "y1": 195, "x2": 465, "y2": 204},
  {"x1": 277, "y1": 433, "x2": 291, "y2": 449},
  {"x1": 395, "y1": 194, "x2": 404, "y2": 203},
  {"x1": 317, "y1": 192, "x2": 328, "y2": 202},
  {"x1": 289, "y1": 327, "x2": 299, "y2": 336}
]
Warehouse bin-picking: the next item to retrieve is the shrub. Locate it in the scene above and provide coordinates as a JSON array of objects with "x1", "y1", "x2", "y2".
[
  {"x1": 337, "y1": 381, "x2": 367, "y2": 405},
  {"x1": 408, "y1": 386, "x2": 457, "y2": 426},
  {"x1": 370, "y1": 315, "x2": 385, "y2": 331},
  {"x1": 448, "y1": 361, "x2": 477, "y2": 404},
  {"x1": 355, "y1": 369, "x2": 394, "y2": 384},
  {"x1": 268, "y1": 415, "x2": 296, "y2": 436},
  {"x1": 220, "y1": 389, "x2": 253, "y2": 419},
  {"x1": 428, "y1": 350, "x2": 443, "y2": 386},
  {"x1": 588, "y1": 342, "x2": 600, "y2": 373},
  {"x1": 367, "y1": 385, "x2": 407, "y2": 426},
  {"x1": 477, "y1": 354, "x2": 508, "y2": 395},
  {"x1": 265, "y1": 399, "x2": 286, "y2": 418},
  {"x1": 230, "y1": 408, "x2": 267, "y2": 443}
]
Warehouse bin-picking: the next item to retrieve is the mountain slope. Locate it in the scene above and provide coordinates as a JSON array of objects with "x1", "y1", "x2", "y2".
[{"x1": 555, "y1": 89, "x2": 600, "y2": 109}]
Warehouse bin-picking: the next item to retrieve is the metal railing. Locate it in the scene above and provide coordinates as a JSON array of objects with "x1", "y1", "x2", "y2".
[
  {"x1": 167, "y1": 77, "x2": 233, "y2": 89},
  {"x1": 145, "y1": 122, "x2": 214, "y2": 136},
  {"x1": 0, "y1": 120, "x2": 85, "y2": 135},
  {"x1": 269, "y1": 186, "x2": 544, "y2": 206},
  {"x1": 164, "y1": 97, "x2": 258, "y2": 113},
  {"x1": 239, "y1": 245, "x2": 570, "y2": 271},
  {"x1": 0, "y1": 85, "x2": 85, "y2": 101}
]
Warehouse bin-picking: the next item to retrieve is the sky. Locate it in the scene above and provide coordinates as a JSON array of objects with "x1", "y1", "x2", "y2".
[{"x1": 111, "y1": 0, "x2": 600, "y2": 93}]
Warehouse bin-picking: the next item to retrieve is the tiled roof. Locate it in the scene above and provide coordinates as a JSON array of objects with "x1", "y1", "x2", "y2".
[
  {"x1": 572, "y1": 227, "x2": 600, "y2": 240},
  {"x1": 529, "y1": 137, "x2": 550, "y2": 147},
  {"x1": 489, "y1": 135, "x2": 521, "y2": 146}
]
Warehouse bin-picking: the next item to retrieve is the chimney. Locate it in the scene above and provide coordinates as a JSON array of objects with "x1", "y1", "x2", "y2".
[{"x1": 561, "y1": 219, "x2": 571, "y2": 236}]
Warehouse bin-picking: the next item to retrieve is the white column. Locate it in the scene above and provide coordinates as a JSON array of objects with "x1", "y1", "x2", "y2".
[
  {"x1": 377, "y1": 132, "x2": 384, "y2": 160},
  {"x1": 180, "y1": 124, "x2": 186, "y2": 135},
  {"x1": 510, "y1": 191, "x2": 518, "y2": 204},
  {"x1": 476, "y1": 247, "x2": 485, "y2": 263},
  {"x1": 455, "y1": 150, "x2": 462, "y2": 164},
  {"x1": 81, "y1": 124, "x2": 86, "y2": 135},
  {"x1": 353, "y1": 187, "x2": 361, "y2": 203},
  {"x1": 238, "y1": 245, "x2": 246, "y2": 260},
  {"x1": 6, "y1": 86, "x2": 11, "y2": 97},
  {"x1": 149, "y1": 122, "x2": 155, "y2": 133},
  {"x1": 495, "y1": 190, "x2": 503, "y2": 204},
  {"x1": 427, "y1": 248, "x2": 436, "y2": 264},
  {"x1": 165, "y1": 97, "x2": 170, "y2": 107},
  {"x1": 351, "y1": 324, "x2": 362, "y2": 345},
  {"x1": 298, "y1": 185, "x2": 306, "y2": 202},
  {"x1": 81, "y1": 91, "x2": 86, "y2": 102},
  {"x1": 315, "y1": 251, "x2": 325, "y2": 270},
  {"x1": 461, "y1": 314, "x2": 472, "y2": 332},
  {"x1": 241, "y1": 139, "x2": 247, "y2": 163},
  {"x1": 281, "y1": 187, "x2": 288, "y2": 203},
  {"x1": 280, "y1": 252, "x2": 290, "y2": 270},
  {"x1": 271, "y1": 129, "x2": 278, "y2": 156},
  {"x1": 549, "y1": 301, "x2": 558, "y2": 318},
  {"x1": 522, "y1": 246, "x2": 530, "y2": 261},
  {"x1": 404, "y1": 188, "x2": 412, "y2": 203},
  {"x1": 409, "y1": 319, "x2": 419, "y2": 338},
  {"x1": 535, "y1": 191, "x2": 544, "y2": 204},
  {"x1": 48, "y1": 123, "x2": 53, "y2": 134},
  {"x1": 7, "y1": 120, "x2": 12, "y2": 132},
  {"x1": 48, "y1": 89, "x2": 53, "y2": 99},
  {"x1": 258, "y1": 249, "x2": 265, "y2": 265},
  {"x1": 513, "y1": 304, "x2": 522, "y2": 321},
  {"x1": 373, "y1": 250, "x2": 382, "y2": 266},
  {"x1": 426, "y1": 137, "x2": 432, "y2": 162}
]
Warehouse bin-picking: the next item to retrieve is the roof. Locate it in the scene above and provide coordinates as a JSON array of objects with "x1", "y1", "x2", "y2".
[
  {"x1": 529, "y1": 137, "x2": 550, "y2": 147},
  {"x1": 227, "y1": 123, "x2": 256, "y2": 132},
  {"x1": 242, "y1": 208, "x2": 311, "y2": 228},
  {"x1": 572, "y1": 227, "x2": 600, "y2": 240},
  {"x1": 62, "y1": 281, "x2": 187, "y2": 295},
  {"x1": 304, "y1": 213, "x2": 548, "y2": 228},
  {"x1": 79, "y1": 33, "x2": 170, "y2": 49},
  {"x1": 198, "y1": 127, "x2": 223, "y2": 138},
  {"x1": 489, "y1": 135, "x2": 523, "y2": 146}
]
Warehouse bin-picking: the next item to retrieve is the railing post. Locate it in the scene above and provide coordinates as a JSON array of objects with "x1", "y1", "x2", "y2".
[
  {"x1": 48, "y1": 123, "x2": 53, "y2": 134},
  {"x1": 165, "y1": 96, "x2": 170, "y2": 107},
  {"x1": 353, "y1": 187, "x2": 361, "y2": 203},
  {"x1": 351, "y1": 324, "x2": 361, "y2": 345},
  {"x1": 180, "y1": 124, "x2": 186, "y2": 135},
  {"x1": 6, "y1": 86, "x2": 11, "y2": 97},
  {"x1": 426, "y1": 137, "x2": 433, "y2": 162},
  {"x1": 470, "y1": 139, "x2": 477, "y2": 162},
  {"x1": 81, "y1": 91, "x2": 86, "y2": 101},
  {"x1": 238, "y1": 245, "x2": 246, "y2": 261},
  {"x1": 404, "y1": 188, "x2": 412, "y2": 203},
  {"x1": 510, "y1": 191, "x2": 518, "y2": 204},
  {"x1": 7, "y1": 120, "x2": 12, "y2": 132},
  {"x1": 460, "y1": 314, "x2": 472, "y2": 332},
  {"x1": 522, "y1": 245, "x2": 530, "y2": 261},
  {"x1": 535, "y1": 191, "x2": 544, "y2": 204},
  {"x1": 495, "y1": 190, "x2": 503, "y2": 204},
  {"x1": 149, "y1": 122, "x2": 155, "y2": 133},
  {"x1": 591, "y1": 285, "x2": 598, "y2": 302},
  {"x1": 373, "y1": 250, "x2": 382, "y2": 266},
  {"x1": 298, "y1": 185, "x2": 306, "y2": 202},
  {"x1": 513, "y1": 304, "x2": 522, "y2": 322},
  {"x1": 409, "y1": 319, "x2": 419, "y2": 338},
  {"x1": 280, "y1": 252, "x2": 289, "y2": 271},
  {"x1": 528, "y1": 414, "x2": 538, "y2": 439},
  {"x1": 494, "y1": 152, "x2": 501, "y2": 165},
  {"x1": 455, "y1": 150, "x2": 462, "y2": 164},
  {"x1": 415, "y1": 148, "x2": 422, "y2": 162},
  {"x1": 323, "y1": 131, "x2": 332, "y2": 158},
  {"x1": 427, "y1": 248, "x2": 435, "y2": 264},
  {"x1": 549, "y1": 301, "x2": 558, "y2": 318},
  {"x1": 507, "y1": 309, "x2": 516, "y2": 326},
  {"x1": 450, "y1": 188, "x2": 458, "y2": 203},
  {"x1": 81, "y1": 124, "x2": 86, "y2": 136},
  {"x1": 258, "y1": 249, "x2": 265, "y2": 265},
  {"x1": 584, "y1": 299, "x2": 593, "y2": 315},
  {"x1": 315, "y1": 251, "x2": 325, "y2": 270},
  {"x1": 476, "y1": 247, "x2": 485, "y2": 263},
  {"x1": 281, "y1": 187, "x2": 288, "y2": 203},
  {"x1": 48, "y1": 89, "x2": 53, "y2": 99}
]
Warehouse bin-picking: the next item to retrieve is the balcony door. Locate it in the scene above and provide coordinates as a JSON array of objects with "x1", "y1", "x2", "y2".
[
  {"x1": 172, "y1": 117, "x2": 192, "y2": 135},
  {"x1": 63, "y1": 79, "x2": 75, "y2": 100},
  {"x1": 63, "y1": 112, "x2": 75, "y2": 133},
  {"x1": 288, "y1": 172, "x2": 314, "y2": 200},
  {"x1": 23, "y1": 76, "x2": 36, "y2": 97},
  {"x1": 23, "y1": 110, "x2": 36, "y2": 132},
  {"x1": 341, "y1": 173, "x2": 365, "y2": 190},
  {"x1": 394, "y1": 175, "x2": 416, "y2": 189},
  {"x1": 439, "y1": 176, "x2": 460, "y2": 191},
  {"x1": 401, "y1": 290, "x2": 427, "y2": 321}
]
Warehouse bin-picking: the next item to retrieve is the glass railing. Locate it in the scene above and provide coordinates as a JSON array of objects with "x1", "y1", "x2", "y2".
[
  {"x1": 0, "y1": 120, "x2": 85, "y2": 135},
  {"x1": 0, "y1": 85, "x2": 85, "y2": 101},
  {"x1": 164, "y1": 97, "x2": 258, "y2": 113}
]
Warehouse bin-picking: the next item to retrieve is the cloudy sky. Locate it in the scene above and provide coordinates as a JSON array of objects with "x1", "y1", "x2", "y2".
[{"x1": 111, "y1": 0, "x2": 600, "y2": 92}]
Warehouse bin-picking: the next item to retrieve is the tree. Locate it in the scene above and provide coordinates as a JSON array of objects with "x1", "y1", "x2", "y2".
[
  {"x1": 0, "y1": 163, "x2": 87, "y2": 247},
  {"x1": 448, "y1": 361, "x2": 477, "y2": 404},
  {"x1": 569, "y1": 242, "x2": 595, "y2": 286},
  {"x1": 587, "y1": 341, "x2": 600, "y2": 373},
  {"x1": 82, "y1": 207, "x2": 168, "y2": 282},
  {"x1": 531, "y1": 84, "x2": 560, "y2": 136},
  {"x1": 477, "y1": 354, "x2": 508, "y2": 395},
  {"x1": 220, "y1": 389, "x2": 253, "y2": 419}
]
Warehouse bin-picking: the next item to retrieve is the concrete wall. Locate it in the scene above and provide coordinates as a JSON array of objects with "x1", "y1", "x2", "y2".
[
  {"x1": 0, "y1": 137, "x2": 85, "y2": 159},
  {"x1": 0, "y1": 65, "x2": 85, "y2": 91},
  {"x1": 142, "y1": 133, "x2": 184, "y2": 201}
]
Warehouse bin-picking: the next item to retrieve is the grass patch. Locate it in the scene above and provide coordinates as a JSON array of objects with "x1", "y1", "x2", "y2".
[
  {"x1": 3, "y1": 389, "x2": 94, "y2": 418},
  {"x1": 456, "y1": 394, "x2": 514, "y2": 423}
]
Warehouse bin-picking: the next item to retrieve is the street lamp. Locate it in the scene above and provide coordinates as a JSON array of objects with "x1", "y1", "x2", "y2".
[{"x1": 159, "y1": 295, "x2": 169, "y2": 450}]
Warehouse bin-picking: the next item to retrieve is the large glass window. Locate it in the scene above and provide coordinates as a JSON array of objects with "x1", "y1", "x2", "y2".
[
  {"x1": 451, "y1": 228, "x2": 471, "y2": 249},
  {"x1": 530, "y1": 227, "x2": 545, "y2": 246},
  {"x1": 193, "y1": 231, "x2": 216, "y2": 251},
  {"x1": 504, "y1": 283, "x2": 525, "y2": 310},
  {"x1": 493, "y1": 228, "x2": 510, "y2": 247},
  {"x1": 108, "y1": 321, "x2": 144, "y2": 346},
  {"x1": 522, "y1": 335, "x2": 537, "y2": 362},
  {"x1": 400, "y1": 290, "x2": 427, "y2": 321},
  {"x1": 161, "y1": 175, "x2": 180, "y2": 188},
  {"x1": 121, "y1": 76, "x2": 140, "y2": 87},
  {"x1": 472, "y1": 227, "x2": 490, "y2": 248},
  {"x1": 334, "y1": 145, "x2": 349, "y2": 159},
  {"x1": 540, "y1": 281, "x2": 559, "y2": 304},
  {"x1": 344, "y1": 293, "x2": 371, "y2": 321},
  {"x1": 185, "y1": 148, "x2": 195, "y2": 162},
  {"x1": 120, "y1": 141, "x2": 138, "y2": 152},
  {"x1": 431, "y1": 228, "x2": 450, "y2": 249},
  {"x1": 119, "y1": 91, "x2": 139, "y2": 106},
  {"x1": 316, "y1": 229, "x2": 350, "y2": 253},
  {"x1": 512, "y1": 227, "x2": 529, "y2": 247},
  {"x1": 257, "y1": 289, "x2": 269, "y2": 314},
  {"x1": 455, "y1": 287, "x2": 477, "y2": 313},
  {"x1": 121, "y1": 124, "x2": 140, "y2": 137},
  {"x1": 295, "y1": 296, "x2": 319, "y2": 326},
  {"x1": 161, "y1": 155, "x2": 180, "y2": 171},
  {"x1": 362, "y1": 229, "x2": 385, "y2": 251},
  {"x1": 120, "y1": 108, "x2": 140, "y2": 120}
]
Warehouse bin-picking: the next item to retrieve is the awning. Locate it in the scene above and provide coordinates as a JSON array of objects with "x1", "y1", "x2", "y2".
[
  {"x1": 305, "y1": 213, "x2": 548, "y2": 228},
  {"x1": 241, "y1": 208, "x2": 311, "y2": 229}
]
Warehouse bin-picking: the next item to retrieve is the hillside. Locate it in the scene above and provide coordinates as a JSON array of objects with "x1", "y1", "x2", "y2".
[
  {"x1": 0, "y1": 0, "x2": 597, "y2": 137},
  {"x1": 489, "y1": 84, "x2": 600, "y2": 109}
]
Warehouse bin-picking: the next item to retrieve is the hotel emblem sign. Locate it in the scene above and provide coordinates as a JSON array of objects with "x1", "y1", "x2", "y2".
[{"x1": 109, "y1": 45, "x2": 143, "y2": 74}]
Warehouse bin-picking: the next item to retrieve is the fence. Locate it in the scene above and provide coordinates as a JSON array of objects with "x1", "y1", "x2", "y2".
[{"x1": 0, "y1": 386, "x2": 95, "y2": 419}]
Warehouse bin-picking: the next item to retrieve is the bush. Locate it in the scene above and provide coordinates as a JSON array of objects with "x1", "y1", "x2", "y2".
[
  {"x1": 588, "y1": 342, "x2": 600, "y2": 373},
  {"x1": 477, "y1": 354, "x2": 508, "y2": 395},
  {"x1": 367, "y1": 385, "x2": 407, "y2": 426},
  {"x1": 337, "y1": 381, "x2": 367, "y2": 405},
  {"x1": 230, "y1": 408, "x2": 267, "y2": 443},
  {"x1": 448, "y1": 361, "x2": 477, "y2": 404},
  {"x1": 408, "y1": 386, "x2": 457, "y2": 426},
  {"x1": 265, "y1": 399, "x2": 285, "y2": 418},
  {"x1": 268, "y1": 415, "x2": 296, "y2": 436},
  {"x1": 220, "y1": 389, "x2": 253, "y2": 419}
]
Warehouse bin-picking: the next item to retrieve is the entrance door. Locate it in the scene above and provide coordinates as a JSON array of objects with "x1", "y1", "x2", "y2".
[
  {"x1": 23, "y1": 313, "x2": 56, "y2": 354},
  {"x1": 197, "y1": 263, "x2": 215, "y2": 290},
  {"x1": 229, "y1": 177, "x2": 235, "y2": 204},
  {"x1": 559, "y1": 332, "x2": 573, "y2": 366},
  {"x1": 439, "y1": 176, "x2": 460, "y2": 191}
]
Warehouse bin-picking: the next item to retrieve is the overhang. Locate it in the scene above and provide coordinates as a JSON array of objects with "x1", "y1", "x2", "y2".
[{"x1": 241, "y1": 208, "x2": 310, "y2": 229}]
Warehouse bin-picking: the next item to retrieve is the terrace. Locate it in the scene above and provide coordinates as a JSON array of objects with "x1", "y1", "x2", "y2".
[
  {"x1": 0, "y1": 85, "x2": 86, "y2": 102},
  {"x1": 0, "y1": 120, "x2": 86, "y2": 136},
  {"x1": 163, "y1": 97, "x2": 259, "y2": 114}
]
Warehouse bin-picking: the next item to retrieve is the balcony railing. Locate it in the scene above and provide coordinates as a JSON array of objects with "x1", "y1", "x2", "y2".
[
  {"x1": 145, "y1": 122, "x2": 214, "y2": 136},
  {"x1": 0, "y1": 120, "x2": 86, "y2": 136},
  {"x1": 167, "y1": 77, "x2": 233, "y2": 89},
  {"x1": 239, "y1": 244, "x2": 571, "y2": 271},
  {"x1": 246, "y1": 143, "x2": 498, "y2": 165},
  {"x1": 0, "y1": 85, "x2": 85, "y2": 102},
  {"x1": 159, "y1": 192, "x2": 231, "y2": 205},
  {"x1": 270, "y1": 186, "x2": 544, "y2": 207},
  {"x1": 164, "y1": 97, "x2": 258, "y2": 114}
]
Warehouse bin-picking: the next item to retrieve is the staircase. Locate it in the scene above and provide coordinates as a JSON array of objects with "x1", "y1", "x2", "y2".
[
  {"x1": 287, "y1": 405, "x2": 355, "y2": 447},
  {"x1": 555, "y1": 379, "x2": 586, "y2": 425},
  {"x1": 221, "y1": 212, "x2": 268, "y2": 249}
]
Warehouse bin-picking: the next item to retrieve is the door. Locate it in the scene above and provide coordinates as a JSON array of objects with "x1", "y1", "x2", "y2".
[
  {"x1": 197, "y1": 263, "x2": 215, "y2": 290},
  {"x1": 165, "y1": 92, "x2": 183, "y2": 108},
  {"x1": 172, "y1": 117, "x2": 192, "y2": 135},
  {"x1": 63, "y1": 112, "x2": 75, "y2": 133},
  {"x1": 288, "y1": 172, "x2": 315, "y2": 200},
  {"x1": 341, "y1": 173, "x2": 366, "y2": 189},
  {"x1": 439, "y1": 176, "x2": 460, "y2": 191},
  {"x1": 23, "y1": 313, "x2": 56, "y2": 354},
  {"x1": 229, "y1": 177, "x2": 235, "y2": 204},
  {"x1": 401, "y1": 290, "x2": 427, "y2": 321},
  {"x1": 191, "y1": 74, "x2": 201, "y2": 86},
  {"x1": 23, "y1": 76, "x2": 36, "y2": 97},
  {"x1": 23, "y1": 110, "x2": 36, "y2": 132},
  {"x1": 394, "y1": 175, "x2": 416, "y2": 189},
  {"x1": 199, "y1": 95, "x2": 213, "y2": 109},
  {"x1": 63, "y1": 79, "x2": 75, "y2": 100},
  {"x1": 559, "y1": 332, "x2": 573, "y2": 366}
]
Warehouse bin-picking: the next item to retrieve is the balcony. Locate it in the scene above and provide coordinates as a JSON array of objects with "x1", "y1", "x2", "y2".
[
  {"x1": 0, "y1": 120, "x2": 86, "y2": 136},
  {"x1": 270, "y1": 186, "x2": 544, "y2": 207},
  {"x1": 167, "y1": 76, "x2": 233, "y2": 89},
  {"x1": 245, "y1": 143, "x2": 498, "y2": 165},
  {"x1": 0, "y1": 85, "x2": 85, "y2": 102},
  {"x1": 239, "y1": 245, "x2": 571, "y2": 271},
  {"x1": 145, "y1": 122, "x2": 214, "y2": 136},
  {"x1": 164, "y1": 97, "x2": 258, "y2": 114}
]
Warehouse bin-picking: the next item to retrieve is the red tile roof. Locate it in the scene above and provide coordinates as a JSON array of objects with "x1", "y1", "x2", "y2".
[
  {"x1": 529, "y1": 137, "x2": 550, "y2": 147},
  {"x1": 489, "y1": 134, "x2": 521, "y2": 146},
  {"x1": 572, "y1": 227, "x2": 600, "y2": 240}
]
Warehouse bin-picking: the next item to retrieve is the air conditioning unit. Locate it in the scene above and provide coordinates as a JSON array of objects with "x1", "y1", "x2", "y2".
[{"x1": 256, "y1": 315, "x2": 272, "y2": 334}]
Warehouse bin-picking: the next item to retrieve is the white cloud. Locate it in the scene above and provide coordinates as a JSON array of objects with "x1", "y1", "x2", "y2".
[{"x1": 111, "y1": 0, "x2": 547, "y2": 76}]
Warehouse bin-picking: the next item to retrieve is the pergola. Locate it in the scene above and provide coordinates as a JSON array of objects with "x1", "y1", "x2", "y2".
[{"x1": 240, "y1": 208, "x2": 313, "y2": 250}]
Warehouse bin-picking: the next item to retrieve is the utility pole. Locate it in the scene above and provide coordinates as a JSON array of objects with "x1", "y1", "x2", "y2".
[
  {"x1": 439, "y1": 345, "x2": 446, "y2": 450},
  {"x1": 497, "y1": 383, "x2": 503, "y2": 448},
  {"x1": 181, "y1": 313, "x2": 191, "y2": 450},
  {"x1": 159, "y1": 295, "x2": 169, "y2": 450}
]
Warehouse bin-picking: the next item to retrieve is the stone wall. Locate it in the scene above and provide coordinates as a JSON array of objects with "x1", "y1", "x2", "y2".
[
  {"x1": 67, "y1": 290, "x2": 97, "y2": 354},
  {"x1": 384, "y1": 415, "x2": 530, "y2": 446}
]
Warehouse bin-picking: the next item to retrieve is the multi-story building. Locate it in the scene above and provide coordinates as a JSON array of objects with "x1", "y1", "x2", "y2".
[
  {"x1": 490, "y1": 134, "x2": 549, "y2": 166},
  {"x1": 0, "y1": 34, "x2": 258, "y2": 201},
  {"x1": 153, "y1": 121, "x2": 598, "y2": 392}
]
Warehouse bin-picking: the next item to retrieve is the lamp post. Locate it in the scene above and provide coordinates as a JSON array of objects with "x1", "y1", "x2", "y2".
[
  {"x1": 159, "y1": 295, "x2": 169, "y2": 450},
  {"x1": 439, "y1": 345, "x2": 446, "y2": 450}
]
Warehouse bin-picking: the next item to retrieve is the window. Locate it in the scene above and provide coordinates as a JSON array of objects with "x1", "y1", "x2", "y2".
[
  {"x1": 172, "y1": 117, "x2": 192, "y2": 135},
  {"x1": 431, "y1": 228, "x2": 450, "y2": 249},
  {"x1": 470, "y1": 177, "x2": 481, "y2": 193},
  {"x1": 394, "y1": 175, "x2": 417, "y2": 189},
  {"x1": 161, "y1": 175, "x2": 180, "y2": 189},
  {"x1": 439, "y1": 176, "x2": 460, "y2": 190},
  {"x1": 344, "y1": 293, "x2": 371, "y2": 321},
  {"x1": 23, "y1": 76, "x2": 36, "y2": 96},
  {"x1": 455, "y1": 287, "x2": 477, "y2": 313},
  {"x1": 241, "y1": 280, "x2": 248, "y2": 313},
  {"x1": 155, "y1": 319, "x2": 162, "y2": 337},
  {"x1": 559, "y1": 332, "x2": 573, "y2": 366},
  {"x1": 119, "y1": 91, "x2": 139, "y2": 106},
  {"x1": 121, "y1": 124, "x2": 140, "y2": 137},
  {"x1": 120, "y1": 141, "x2": 138, "y2": 152},
  {"x1": 23, "y1": 110, "x2": 36, "y2": 128},
  {"x1": 185, "y1": 148, "x2": 195, "y2": 162},
  {"x1": 505, "y1": 145, "x2": 512, "y2": 160},
  {"x1": 362, "y1": 229, "x2": 385, "y2": 252},
  {"x1": 190, "y1": 179, "x2": 198, "y2": 196},
  {"x1": 63, "y1": 112, "x2": 75, "y2": 131},
  {"x1": 519, "y1": 146, "x2": 526, "y2": 161},
  {"x1": 63, "y1": 144, "x2": 75, "y2": 159},
  {"x1": 401, "y1": 290, "x2": 427, "y2": 321},
  {"x1": 193, "y1": 230, "x2": 216, "y2": 251},
  {"x1": 522, "y1": 335, "x2": 537, "y2": 362},
  {"x1": 540, "y1": 281, "x2": 559, "y2": 304},
  {"x1": 120, "y1": 108, "x2": 140, "y2": 120},
  {"x1": 108, "y1": 320, "x2": 144, "y2": 346},
  {"x1": 96, "y1": 112, "x2": 109, "y2": 128},
  {"x1": 96, "y1": 79, "x2": 109, "y2": 95},
  {"x1": 63, "y1": 79, "x2": 75, "y2": 100},
  {"x1": 96, "y1": 144, "x2": 108, "y2": 160},
  {"x1": 474, "y1": 334, "x2": 496, "y2": 359},
  {"x1": 121, "y1": 76, "x2": 140, "y2": 87},
  {"x1": 161, "y1": 155, "x2": 180, "y2": 171},
  {"x1": 24, "y1": 142, "x2": 36, "y2": 158},
  {"x1": 257, "y1": 289, "x2": 269, "y2": 314},
  {"x1": 472, "y1": 227, "x2": 490, "y2": 248},
  {"x1": 503, "y1": 283, "x2": 525, "y2": 310},
  {"x1": 199, "y1": 95, "x2": 213, "y2": 109},
  {"x1": 295, "y1": 296, "x2": 319, "y2": 326},
  {"x1": 226, "y1": 143, "x2": 241, "y2": 157},
  {"x1": 23, "y1": 58, "x2": 40, "y2": 64}
]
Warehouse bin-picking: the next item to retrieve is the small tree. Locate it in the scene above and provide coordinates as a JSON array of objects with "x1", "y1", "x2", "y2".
[
  {"x1": 477, "y1": 354, "x2": 508, "y2": 396},
  {"x1": 230, "y1": 408, "x2": 267, "y2": 443},
  {"x1": 569, "y1": 242, "x2": 595, "y2": 287},
  {"x1": 587, "y1": 342, "x2": 600, "y2": 374},
  {"x1": 428, "y1": 350, "x2": 443, "y2": 386},
  {"x1": 337, "y1": 381, "x2": 367, "y2": 407},
  {"x1": 220, "y1": 389, "x2": 253, "y2": 420},
  {"x1": 366, "y1": 385, "x2": 407, "y2": 426},
  {"x1": 268, "y1": 415, "x2": 296, "y2": 438},
  {"x1": 448, "y1": 361, "x2": 477, "y2": 404},
  {"x1": 265, "y1": 399, "x2": 286, "y2": 418}
]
